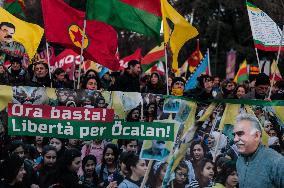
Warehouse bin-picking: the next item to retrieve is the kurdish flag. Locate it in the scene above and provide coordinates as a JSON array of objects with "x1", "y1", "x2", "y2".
[
  {"x1": 141, "y1": 43, "x2": 165, "y2": 71},
  {"x1": 247, "y1": 2, "x2": 284, "y2": 51},
  {"x1": 161, "y1": 0, "x2": 199, "y2": 71},
  {"x1": 234, "y1": 60, "x2": 249, "y2": 84},
  {"x1": 86, "y1": 0, "x2": 162, "y2": 40},
  {"x1": 4, "y1": 0, "x2": 25, "y2": 18},
  {"x1": 0, "y1": 7, "x2": 43, "y2": 60},
  {"x1": 42, "y1": 0, "x2": 119, "y2": 71}
]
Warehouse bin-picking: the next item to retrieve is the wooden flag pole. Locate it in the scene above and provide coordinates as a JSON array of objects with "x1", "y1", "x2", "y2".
[
  {"x1": 140, "y1": 160, "x2": 154, "y2": 188},
  {"x1": 45, "y1": 41, "x2": 53, "y2": 88},
  {"x1": 268, "y1": 25, "x2": 284, "y2": 98},
  {"x1": 77, "y1": 19, "x2": 87, "y2": 89}
]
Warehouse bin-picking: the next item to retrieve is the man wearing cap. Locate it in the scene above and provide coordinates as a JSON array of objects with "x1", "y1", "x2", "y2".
[
  {"x1": 234, "y1": 113, "x2": 284, "y2": 188},
  {"x1": 112, "y1": 60, "x2": 141, "y2": 92},
  {"x1": 243, "y1": 73, "x2": 270, "y2": 99}
]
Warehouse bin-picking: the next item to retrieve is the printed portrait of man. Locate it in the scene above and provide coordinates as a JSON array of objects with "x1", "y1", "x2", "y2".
[
  {"x1": 0, "y1": 22, "x2": 27, "y2": 60},
  {"x1": 140, "y1": 140, "x2": 170, "y2": 161}
]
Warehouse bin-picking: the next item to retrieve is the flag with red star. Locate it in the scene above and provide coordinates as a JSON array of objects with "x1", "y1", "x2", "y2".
[{"x1": 42, "y1": 0, "x2": 119, "y2": 71}]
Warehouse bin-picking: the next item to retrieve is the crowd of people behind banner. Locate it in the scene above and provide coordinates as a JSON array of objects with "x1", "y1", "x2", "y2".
[{"x1": 0, "y1": 56, "x2": 284, "y2": 188}]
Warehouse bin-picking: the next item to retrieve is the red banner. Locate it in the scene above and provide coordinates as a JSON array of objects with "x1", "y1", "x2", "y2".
[
  {"x1": 50, "y1": 49, "x2": 80, "y2": 72},
  {"x1": 8, "y1": 103, "x2": 114, "y2": 122}
]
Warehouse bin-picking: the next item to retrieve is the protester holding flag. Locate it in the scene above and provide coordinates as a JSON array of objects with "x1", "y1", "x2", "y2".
[
  {"x1": 243, "y1": 73, "x2": 270, "y2": 99},
  {"x1": 112, "y1": 60, "x2": 141, "y2": 92}
]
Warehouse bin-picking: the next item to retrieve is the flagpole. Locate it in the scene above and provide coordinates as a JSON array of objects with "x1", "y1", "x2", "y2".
[
  {"x1": 165, "y1": 47, "x2": 169, "y2": 95},
  {"x1": 207, "y1": 48, "x2": 211, "y2": 76},
  {"x1": 254, "y1": 48, "x2": 261, "y2": 73},
  {"x1": 45, "y1": 41, "x2": 53, "y2": 88},
  {"x1": 268, "y1": 25, "x2": 284, "y2": 98},
  {"x1": 77, "y1": 19, "x2": 87, "y2": 89}
]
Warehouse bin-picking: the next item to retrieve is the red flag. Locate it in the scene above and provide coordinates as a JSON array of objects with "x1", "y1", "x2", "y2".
[
  {"x1": 42, "y1": 0, "x2": 119, "y2": 71},
  {"x1": 187, "y1": 40, "x2": 202, "y2": 72},
  {"x1": 119, "y1": 48, "x2": 142, "y2": 70}
]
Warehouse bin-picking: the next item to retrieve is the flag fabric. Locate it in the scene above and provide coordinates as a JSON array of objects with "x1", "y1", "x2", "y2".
[
  {"x1": 188, "y1": 40, "x2": 202, "y2": 73},
  {"x1": 4, "y1": 0, "x2": 25, "y2": 18},
  {"x1": 51, "y1": 49, "x2": 80, "y2": 72},
  {"x1": 188, "y1": 50, "x2": 203, "y2": 73},
  {"x1": 161, "y1": 0, "x2": 199, "y2": 71},
  {"x1": 234, "y1": 60, "x2": 249, "y2": 84},
  {"x1": 42, "y1": 0, "x2": 119, "y2": 71},
  {"x1": 185, "y1": 53, "x2": 209, "y2": 91},
  {"x1": 145, "y1": 60, "x2": 165, "y2": 75},
  {"x1": 226, "y1": 50, "x2": 236, "y2": 79},
  {"x1": 270, "y1": 60, "x2": 283, "y2": 81},
  {"x1": 247, "y1": 2, "x2": 284, "y2": 51},
  {"x1": 177, "y1": 61, "x2": 188, "y2": 76},
  {"x1": 118, "y1": 48, "x2": 142, "y2": 70},
  {"x1": 141, "y1": 43, "x2": 165, "y2": 71},
  {"x1": 219, "y1": 104, "x2": 241, "y2": 131},
  {"x1": 86, "y1": 0, "x2": 162, "y2": 40},
  {"x1": 0, "y1": 7, "x2": 43, "y2": 61},
  {"x1": 259, "y1": 59, "x2": 270, "y2": 76}
]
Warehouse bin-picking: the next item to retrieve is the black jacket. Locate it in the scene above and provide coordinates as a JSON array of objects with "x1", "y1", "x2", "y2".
[{"x1": 112, "y1": 72, "x2": 140, "y2": 92}]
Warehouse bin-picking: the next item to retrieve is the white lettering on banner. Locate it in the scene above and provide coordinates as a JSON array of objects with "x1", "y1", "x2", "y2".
[
  {"x1": 111, "y1": 121, "x2": 167, "y2": 138},
  {"x1": 11, "y1": 104, "x2": 43, "y2": 118},
  {"x1": 51, "y1": 107, "x2": 60, "y2": 118},
  {"x1": 12, "y1": 119, "x2": 74, "y2": 136},
  {"x1": 79, "y1": 126, "x2": 107, "y2": 138},
  {"x1": 112, "y1": 121, "x2": 122, "y2": 136},
  {"x1": 12, "y1": 119, "x2": 21, "y2": 132}
]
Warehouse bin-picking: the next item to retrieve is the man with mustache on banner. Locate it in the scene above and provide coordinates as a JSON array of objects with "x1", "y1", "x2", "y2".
[{"x1": 234, "y1": 113, "x2": 284, "y2": 188}]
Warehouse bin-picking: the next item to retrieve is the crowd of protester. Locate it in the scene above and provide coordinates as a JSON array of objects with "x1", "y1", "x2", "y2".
[{"x1": 0, "y1": 57, "x2": 284, "y2": 188}]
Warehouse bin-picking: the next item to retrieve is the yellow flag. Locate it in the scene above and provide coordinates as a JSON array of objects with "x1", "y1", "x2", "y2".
[
  {"x1": 219, "y1": 104, "x2": 241, "y2": 130},
  {"x1": 244, "y1": 105, "x2": 269, "y2": 146},
  {"x1": 161, "y1": 0, "x2": 199, "y2": 71},
  {"x1": 0, "y1": 7, "x2": 44, "y2": 60}
]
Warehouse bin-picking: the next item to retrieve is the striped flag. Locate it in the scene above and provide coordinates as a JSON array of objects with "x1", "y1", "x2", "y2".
[
  {"x1": 145, "y1": 60, "x2": 165, "y2": 75},
  {"x1": 234, "y1": 60, "x2": 249, "y2": 84},
  {"x1": 185, "y1": 52, "x2": 209, "y2": 91},
  {"x1": 270, "y1": 60, "x2": 283, "y2": 81},
  {"x1": 141, "y1": 43, "x2": 165, "y2": 72}
]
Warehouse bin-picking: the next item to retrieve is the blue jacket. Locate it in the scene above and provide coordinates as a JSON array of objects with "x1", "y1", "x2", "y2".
[{"x1": 236, "y1": 145, "x2": 284, "y2": 188}]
